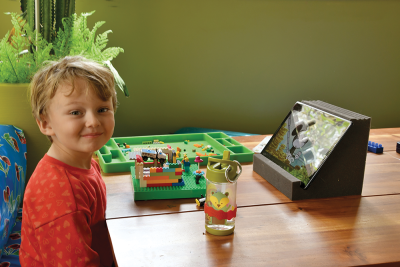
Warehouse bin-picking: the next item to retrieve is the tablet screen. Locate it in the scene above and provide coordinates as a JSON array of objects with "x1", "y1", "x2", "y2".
[{"x1": 260, "y1": 102, "x2": 352, "y2": 189}]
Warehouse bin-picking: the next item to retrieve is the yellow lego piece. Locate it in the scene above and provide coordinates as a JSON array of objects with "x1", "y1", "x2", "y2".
[{"x1": 140, "y1": 179, "x2": 147, "y2": 187}]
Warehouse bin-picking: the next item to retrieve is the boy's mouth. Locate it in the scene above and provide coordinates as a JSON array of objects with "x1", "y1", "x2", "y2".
[{"x1": 82, "y1": 133, "x2": 103, "y2": 138}]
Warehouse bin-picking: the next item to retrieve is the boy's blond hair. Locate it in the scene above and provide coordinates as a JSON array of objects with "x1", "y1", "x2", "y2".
[{"x1": 29, "y1": 56, "x2": 118, "y2": 141}]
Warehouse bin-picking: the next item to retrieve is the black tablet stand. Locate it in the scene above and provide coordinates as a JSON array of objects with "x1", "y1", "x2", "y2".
[{"x1": 253, "y1": 100, "x2": 371, "y2": 200}]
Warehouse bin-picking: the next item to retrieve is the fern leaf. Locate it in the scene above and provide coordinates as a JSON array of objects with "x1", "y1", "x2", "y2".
[
  {"x1": 104, "y1": 60, "x2": 129, "y2": 97},
  {"x1": 24, "y1": 20, "x2": 53, "y2": 79},
  {"x1": 0, "y1": 34, "x2": 19, "y2": 83},
  {"x1": 90, "y1": 21, "x2": 106, "y2": 44},
  {"x1": 101, "y1": 47, "x2": 124, "y2": 62},
  {"x1": 65, "y1": 11, "x2": 129, "y2": 96},
  {"x1": 0, "y1": 13, "x2": 32, "y2": 83},
  {"x1": 54, "y1": 16, "x2": 74, "y2": 58},
  {"x1": 80, "y1": 11, "x2": 95, "y2": 33},
  {"x1": 95, "y1": 30, "x2": 112, "y2": 51}
]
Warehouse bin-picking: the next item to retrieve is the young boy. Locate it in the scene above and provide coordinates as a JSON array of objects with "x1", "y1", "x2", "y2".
[{"x1": 20, "y1": 56, "x2": 117, "y2": 267}]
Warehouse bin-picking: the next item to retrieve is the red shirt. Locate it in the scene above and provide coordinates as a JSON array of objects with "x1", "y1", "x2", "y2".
[{"x1": 20, "y1": 154, "x2": 113, "y2": 267}]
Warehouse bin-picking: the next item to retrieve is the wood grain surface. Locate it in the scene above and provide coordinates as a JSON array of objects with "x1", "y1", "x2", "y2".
[{"x1": 107, "y1": 194, "x2": 400, "y2": 267}]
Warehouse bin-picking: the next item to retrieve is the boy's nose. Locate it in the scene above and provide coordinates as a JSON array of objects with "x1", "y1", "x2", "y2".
[{"x1": 86, "y1": 112, "x2": 101, "y2": 128}]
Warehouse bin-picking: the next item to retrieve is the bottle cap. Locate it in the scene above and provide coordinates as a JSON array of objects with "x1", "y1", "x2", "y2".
[{"x1": 206, "y1": 151, "x2": 242, "y2": 183}]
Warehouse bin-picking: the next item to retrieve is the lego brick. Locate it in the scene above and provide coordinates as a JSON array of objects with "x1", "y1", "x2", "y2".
[
  {"x1": 143, "y1": 162, "x2": 157, "y2": 167},
  {"x1": 147, "y1": 179, "x2": 179, "y2": 184},
  {"x1": 168, "y1": 163, "x2": 180, "y2": 169},
  {"x1": 175, "y1": 168, "x2": 182, "y2": 172},
  {"x1": 159, "y1": 173, "x2": 180, "y2": 179},
  {"x1": 150, "y1": 167, "x2": 156, "y2": 173},
  {"x1": 175, "y1": 171, "x2": 182, "y2": 176},
  {"x1": 156, "y1": 167, "x2": 163, "y2": 173},
  {"x1": 144, "y1": 175, "x2": 170, "y2": 181},
  {"x1": 162, "y1": 168, "x2": 175, "y2": 173},
  {"x1": 135, "y1": 154, "x2": 143, "y2": 162},
  {"x1": 131, "y1": 165, "x2": 205, "y2": 200},
  {"x1": 148, "y1": 172, "x2": 169, "y2": 177},
  {"x1": 147, "y1": 183, "x2": 173, "y2": 187},
  {"x1": 368, "y1": 141, "x2": 383, "y2": 154},
  {"x1": 172, "y1": 180, "x2": 185, "y2": 186},
  {"x1": 139, "y1": 179, "x2": 147, "y2": 187},
  {"x1": 148, "y1": 172, "x2": 178, "y2": 178}
]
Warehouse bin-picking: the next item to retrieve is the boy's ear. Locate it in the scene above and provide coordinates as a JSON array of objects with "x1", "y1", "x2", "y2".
[{"x1": 36, "y1": 115, "x2": 54, "y2": 136}]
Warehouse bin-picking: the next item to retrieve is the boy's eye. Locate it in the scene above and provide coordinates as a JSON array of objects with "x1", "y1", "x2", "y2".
[
  {"x1": 70, "y1": 111, "x2": 81, "y2": 115},
  {"x1": 98, "y1": 108, "x2": 109, "y2": 113}
]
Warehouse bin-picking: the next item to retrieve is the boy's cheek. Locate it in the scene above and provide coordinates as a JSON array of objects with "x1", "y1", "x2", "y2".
[{"x1": 108, "y1": 116, "x2": 115, "y2": 129}]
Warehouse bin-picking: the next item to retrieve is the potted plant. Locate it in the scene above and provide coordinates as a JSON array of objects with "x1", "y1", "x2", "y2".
[
  {"x1": 0, "y1": 0, "x2": 129, "y2": 179},
  {"x1": 1, "y1": 0, "x2": 128, "y2": 94}
]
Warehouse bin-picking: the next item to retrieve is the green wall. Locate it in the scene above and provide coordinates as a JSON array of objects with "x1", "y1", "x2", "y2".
[{"x1": 2, "y1": 0, "x2": 400, "y2": 139}]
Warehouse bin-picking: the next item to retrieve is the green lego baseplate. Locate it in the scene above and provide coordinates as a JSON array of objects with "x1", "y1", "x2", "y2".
[
  {"x1": 96, "y1": 132, "x2": 253, "y2": 173},
  {"x1": 131, "y1": 164, "x2": 206, "y2": 200}
]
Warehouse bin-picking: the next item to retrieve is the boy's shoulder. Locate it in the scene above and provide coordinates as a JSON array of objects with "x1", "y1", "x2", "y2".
[
  {"x1": 30, "y1": 155, "x2": 68, "y2": 181},
  {"x1": 30, "y1": 155, "x2": 101, "y2": 182},
  {"x1": 23, "y1": 156, "x2": 101, "y2": 228},
  {"x1": 90, "y1": 157, "x2": 101, "y2": 174}
]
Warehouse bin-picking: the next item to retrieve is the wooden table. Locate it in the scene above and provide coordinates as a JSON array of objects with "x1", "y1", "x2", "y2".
[{"x1": 104, "y1": 128, "x2": 400, "y2": 266}]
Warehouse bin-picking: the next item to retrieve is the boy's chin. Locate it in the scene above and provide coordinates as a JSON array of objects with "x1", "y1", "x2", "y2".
[{"x1": 78, "y1": 144, "x2": 105, "y2": 154}]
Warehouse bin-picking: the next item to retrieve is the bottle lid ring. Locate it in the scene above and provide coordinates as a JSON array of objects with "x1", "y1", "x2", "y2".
[{"x1": 225, "y1": 160, "x2": 242, "y2": 183}]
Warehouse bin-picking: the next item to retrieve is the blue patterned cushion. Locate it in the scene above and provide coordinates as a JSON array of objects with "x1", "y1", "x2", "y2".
[
  {"x1": 0, "y1": 208, "x2": 22, "y2": 266},
  {"x1": 0, "y1": 125, "x2": 27, "y2": 260}
]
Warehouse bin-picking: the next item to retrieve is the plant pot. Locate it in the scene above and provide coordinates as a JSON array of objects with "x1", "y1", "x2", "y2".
[{"x1": 0, "y1": 83, "x2": 50, "y2": 181}]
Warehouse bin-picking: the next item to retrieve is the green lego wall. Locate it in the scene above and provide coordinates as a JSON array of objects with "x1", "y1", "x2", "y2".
[{"x1": 1, "y1": 0, "x2": 399, "y2": 149}]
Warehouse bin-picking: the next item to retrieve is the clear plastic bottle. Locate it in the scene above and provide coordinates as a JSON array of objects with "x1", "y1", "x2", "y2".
[{"x1": 204, "y1": 151, "x2": 242, "y2": 236}]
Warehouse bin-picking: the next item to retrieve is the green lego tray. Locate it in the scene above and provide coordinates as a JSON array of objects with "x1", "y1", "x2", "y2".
[
  {"x1": 95, "y1": 132, "x2": 253, "y2": 173},
  {"x1": 131, "y1": 165, "x2": 206, "y2": 200}
]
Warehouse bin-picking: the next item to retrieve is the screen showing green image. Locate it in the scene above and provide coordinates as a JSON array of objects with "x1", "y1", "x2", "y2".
[{"x1": 261, "y1": 102, "x2": 352, "y2": 189}]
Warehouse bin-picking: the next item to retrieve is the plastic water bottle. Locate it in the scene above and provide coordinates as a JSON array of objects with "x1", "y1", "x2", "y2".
[{"x1": 204, "y1": 151, "x2": 242, "y2": 235}]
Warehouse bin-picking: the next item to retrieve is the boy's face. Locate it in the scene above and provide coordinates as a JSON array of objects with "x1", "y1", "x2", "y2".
[{"x1": 39, "y1": 78, "x2": 115, "y2": 157}]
